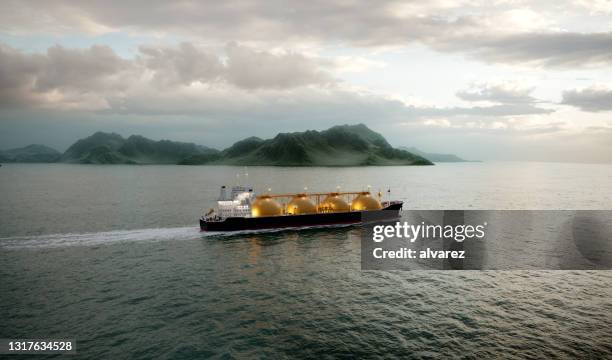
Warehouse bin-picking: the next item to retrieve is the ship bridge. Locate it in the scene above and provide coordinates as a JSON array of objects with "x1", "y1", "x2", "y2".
[{"x1": 215, "y1": 185, "x2": 255, "y2": 218}]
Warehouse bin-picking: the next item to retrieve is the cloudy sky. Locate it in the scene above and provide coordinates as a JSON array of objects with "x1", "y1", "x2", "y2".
[{"x1": 1, "y1": 0, "x2": 611, "y2": 162}]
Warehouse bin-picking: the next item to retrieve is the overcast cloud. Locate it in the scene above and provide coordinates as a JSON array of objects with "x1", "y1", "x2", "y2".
[
  {"x1": 0, "y1": 42, "x2": 554, "y2": 119},
  {"x1": 3, "y1": 1, "x2": 612, "y2": 67},
  {"x1": 0, "y1": 1, "x2": 611, "y2": 162},
  {"x1": 562, "y1": 85, "x2": 612, "y2": 112},
  {"x1": 456, "y1": 82, "x2": 538, "y2": 104}
]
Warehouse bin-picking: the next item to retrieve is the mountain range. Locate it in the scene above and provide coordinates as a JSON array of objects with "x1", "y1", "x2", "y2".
[
  {"x1": 60, "y1": 132, "x2": 217, "y2": 164},
  {"x1": 179, "y1": 124, "x2": 431, "y2": 166},
  {"x1": 0, "y1": 124, "x2": 458, "y2": 166},
  {"x1": 0, "y1": 144, "x2": 61, "y2": 163}
]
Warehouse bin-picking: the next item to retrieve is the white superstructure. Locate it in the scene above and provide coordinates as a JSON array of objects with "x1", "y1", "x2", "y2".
[{"x1": 215, "y1": 185, "x2": 255, "y2": 218}]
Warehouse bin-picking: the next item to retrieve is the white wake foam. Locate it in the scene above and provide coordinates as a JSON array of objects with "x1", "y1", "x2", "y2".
[
  {"x1": 0, "y1": 226, "x2": 205, "y2": 249},
  {"x1": 0, "y1": 223, "x2": 358, "y2": 249}
]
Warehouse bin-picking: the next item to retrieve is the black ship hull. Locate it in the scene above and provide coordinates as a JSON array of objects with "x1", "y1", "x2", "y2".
[{"x1": 200, "y1": 202, "x2": 402, "y2": 232}]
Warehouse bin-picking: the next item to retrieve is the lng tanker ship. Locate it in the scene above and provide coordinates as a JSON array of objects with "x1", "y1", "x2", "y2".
[{"x1": 200, "y1": 185, "x2": 403, "y2": 232}]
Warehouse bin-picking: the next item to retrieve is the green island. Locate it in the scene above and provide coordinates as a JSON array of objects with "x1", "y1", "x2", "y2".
[{"x1": 1, "y1": 124, "x2": 442, "y2": 166}]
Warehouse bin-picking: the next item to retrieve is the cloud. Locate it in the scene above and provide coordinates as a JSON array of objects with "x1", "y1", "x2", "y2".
[
  {"x1": 0, "y1": 39, "x2": 603, "y2": 162},
  {"x1": 440, "y1": 32, "x2": 612, "y2": 68},
  {"x1": 138, "y1": 42, "x2": 223, "y2": 86},
  {"x1": 1, "y1": 42, "x2": 553, "y2": 119},
  {"x1": 1, "y1": 2, "x2": 610, "y2": 162},
  {"x1": 445, "y1": 104, "x2": 552, "y2": 117},
  {"x1": 456, "y1": 82, "x2": 537, "y2": 104},
  {"x1": 2, "y1": 1, "x2": 612, "y2": 67},
  {"x1": 223, "y1": 43, "x2": 334, "y2": 89},
  {"x1": 0, "y1": 44, "x2": 134, "y2": 109},
  {"x1": 34, "y1": 45, "x2": 131, "y2": 92},
  {"x1": 0, "y1": 41, "x2": 563, "y2": 161},
  {"x1": 572, "y1": 0, "x2": 612, "y2": 15},
  {"x1": 448, "y1": 81, "x2": 553, "y2": 116},
  {"x1": 561, "y1": 85, "x2": 612, "y2": 112},
  {"x1": 0, "y1": 42, "x2": 335, "y2": 110},
  {"x1": 137, "y1": 42, "x2": 333, "y2": 89}
]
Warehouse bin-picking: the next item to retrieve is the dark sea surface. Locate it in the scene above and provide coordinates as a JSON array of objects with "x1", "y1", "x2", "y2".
[{"x1": 1, "y1": 163, "x2": 611, "y2": 359}]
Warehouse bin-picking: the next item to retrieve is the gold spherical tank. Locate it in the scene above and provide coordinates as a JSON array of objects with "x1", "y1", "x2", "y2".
[
  {"x1": 318, "y1": 193, "x2": 350, "y2": 213},
  {"x1": 251, "y1": 195, "x2": 283, "y2": 217},
  {"x1": 351, "y1": 192, "x2": 382, "y2": 211},
  {"x1": 286, "y1": 194, "x2": 317, "y2": 215}
]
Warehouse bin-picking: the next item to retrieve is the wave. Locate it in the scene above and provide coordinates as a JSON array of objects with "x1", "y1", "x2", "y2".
[
  {"x1": 0, "y1": 226, "x2": 204, "y2": 249},
  {"x1": 0, "y1": 223, "x2": 357, "y2": 249}
]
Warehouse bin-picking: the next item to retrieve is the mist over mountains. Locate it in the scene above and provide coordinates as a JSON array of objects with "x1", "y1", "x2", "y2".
[
  {"x1": 179, "y1": 124, "x2": 432, "y2": 166},
  {"x1": 398, "y1": 147, "x2": 468, "y2": 162},
  {"x1": 0, "y1": 144, "x2": 61, "y2": 163},
  {"x1": 60, "y1": 132, "x2": 218, "y2": 164},
  {"x1": 0, "y1": 124, "x2": 459, "y2": 166}
]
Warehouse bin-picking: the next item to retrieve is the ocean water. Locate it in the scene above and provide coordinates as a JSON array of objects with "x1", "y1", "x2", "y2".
[{"x1": 0, "y1": 162, "x2": 611, "y2": 358}]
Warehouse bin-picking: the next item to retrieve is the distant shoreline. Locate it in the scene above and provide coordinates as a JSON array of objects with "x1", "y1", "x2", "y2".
[{"x1": 1, "y1": 124, "x2": 436, "y2": 166}]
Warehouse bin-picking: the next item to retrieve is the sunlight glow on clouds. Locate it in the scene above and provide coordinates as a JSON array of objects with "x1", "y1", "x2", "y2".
[{"x1": 0, "y1": 0, "x2": 611, "y2": 162}]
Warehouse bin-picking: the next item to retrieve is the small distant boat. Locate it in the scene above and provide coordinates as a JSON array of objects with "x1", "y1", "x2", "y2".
[{"x1": 200, "y1": 185, "x2": 402, "y2": 232}]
